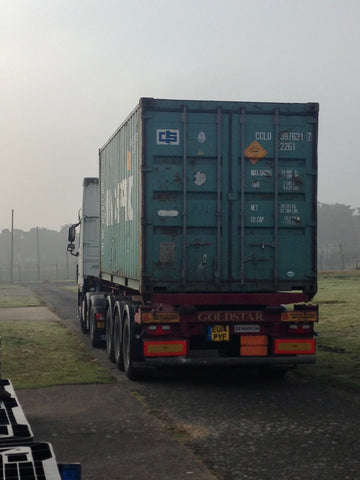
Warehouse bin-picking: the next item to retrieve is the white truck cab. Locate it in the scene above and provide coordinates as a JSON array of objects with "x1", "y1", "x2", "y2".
[{"x1": 67, "y1": 177, "x2": 100, "y2": 337}]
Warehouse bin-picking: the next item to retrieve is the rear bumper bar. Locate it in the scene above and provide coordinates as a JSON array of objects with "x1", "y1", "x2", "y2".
[{"x1": 136, "y1": 355, "x2": 315, "y2": 368}]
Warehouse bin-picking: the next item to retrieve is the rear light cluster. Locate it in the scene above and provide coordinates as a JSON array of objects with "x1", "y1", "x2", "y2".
[
  {"x1": 95, "y1": 312, "x2": 105, "y2": 328},
  {"x1": 146, "y1": 325, "x2": 171, "y2": 336},
  {"x1": 287, "y1": 323, "x2": 312, "y2": 334}
]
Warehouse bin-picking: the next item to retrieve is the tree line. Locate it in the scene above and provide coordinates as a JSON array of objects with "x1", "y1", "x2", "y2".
[
  {"x1": 318, "y1": 203, "x2": 360, "y2": 271},
  {"x1": 0, "y1": 202, "x2": 359, "y2": 283}
]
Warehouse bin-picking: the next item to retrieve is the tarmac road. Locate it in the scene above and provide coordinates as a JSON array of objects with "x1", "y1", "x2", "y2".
[{"x1": 22, "y1": 282, "x2": 360, "y2": 479}]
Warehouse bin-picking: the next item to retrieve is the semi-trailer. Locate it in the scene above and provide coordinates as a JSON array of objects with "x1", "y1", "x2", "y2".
[{"x1": 67, "y1": 97, "x2": 319, "y2": 380}]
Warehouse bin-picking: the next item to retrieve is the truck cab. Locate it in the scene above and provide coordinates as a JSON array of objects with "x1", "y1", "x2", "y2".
[{"x1": 67, "y1": 178, "x2": 101, "y2": 336}]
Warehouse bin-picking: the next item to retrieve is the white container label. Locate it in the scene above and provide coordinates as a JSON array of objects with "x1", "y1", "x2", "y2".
[{"x1": 234, "y1": 325, "x2": 261, "y2": 333}]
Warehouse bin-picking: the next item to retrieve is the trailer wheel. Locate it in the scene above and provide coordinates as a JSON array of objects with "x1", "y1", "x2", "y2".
[
  {"x1": 113, "y1": 310, "x2": 124, "y2": 371},
  {"x1": 122, "y1": 310, "x2": 148, "y2": 381},
  {"x1": 89, "y1": 305, "x2": 103, "y2": 348},
  {"x1": 122, "y1": 314, "x2": 136, "y2": 380},
  {"x1": 105, "y1": 307, "x2": 115, "y2": 362}
]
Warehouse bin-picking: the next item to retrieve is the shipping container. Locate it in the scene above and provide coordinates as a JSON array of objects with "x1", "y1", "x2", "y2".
[{"x1": 99, "y1": 98, "x2": 318, "y2": 297}]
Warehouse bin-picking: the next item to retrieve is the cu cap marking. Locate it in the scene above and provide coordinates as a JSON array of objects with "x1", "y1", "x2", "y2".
[{"x1": 157, "y1": 129, "x2": 180, "y2": 145}]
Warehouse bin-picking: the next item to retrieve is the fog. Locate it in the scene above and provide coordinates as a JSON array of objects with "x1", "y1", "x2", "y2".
[{"x1": 1, "y1": 0, "x2": 359, "y2": 231}]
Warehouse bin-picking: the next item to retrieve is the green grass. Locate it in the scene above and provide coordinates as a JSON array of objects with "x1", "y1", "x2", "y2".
[
  {"x1": 61, "y1": 285, "x2": 78, "y2": 293},
  {"x1": 295, "y1": 270, "x2": 360, "y2": 391},
  {"x1": 0, "y1": 296, "x2": 43, "y2": 308},
  {"x1": 0, "y1": 285, "x2": 43, "y2": 308},
  {"x1": 0, "y1": 321, "x2": 115, "y2": 389}
]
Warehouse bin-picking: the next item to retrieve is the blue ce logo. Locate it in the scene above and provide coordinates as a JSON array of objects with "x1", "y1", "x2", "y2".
[{"x1": 157, "y1": 129, "x2": 180, "y2": 145}]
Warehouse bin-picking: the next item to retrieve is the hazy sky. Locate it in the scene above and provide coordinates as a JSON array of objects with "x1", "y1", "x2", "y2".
[{"x1": 1, "y1": 0, "x2": 359, "y2": 231}]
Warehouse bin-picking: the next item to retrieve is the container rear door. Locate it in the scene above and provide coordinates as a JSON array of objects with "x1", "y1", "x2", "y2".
[{"x1": 142, "y1": 101, "x2": 317, "y2": 295}]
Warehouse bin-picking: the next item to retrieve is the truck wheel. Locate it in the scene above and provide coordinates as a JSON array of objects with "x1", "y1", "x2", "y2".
[
  {"x1": 105, "y1": 307, "x2": 115, "y2": 362},
  {"x1": 113, "y1": 310, "x2": 124, "y2": 371},
  {"x1": 80, "y1": 299, "x2": 88, "y2": 333},
  {"x1": 89, "y1": 305, "x2": 102, "y2": 348}
]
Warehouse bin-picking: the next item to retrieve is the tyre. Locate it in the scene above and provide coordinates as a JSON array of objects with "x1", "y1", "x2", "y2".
[
  {"x1": 113, "y1": 310, "x2": 124, "y2": 371},
  {"x1": 105, "y1": 306, "x2": 115, "y2": 362},
  {"x1": 122, "y1": 307, "x2": 148, "y2": 381},
  {"x1": 122, "y1": 313, "x2": 136, "y2": 379},
  {"x1": 80, "y1": 298, "x2": 88, "y2": 333}
]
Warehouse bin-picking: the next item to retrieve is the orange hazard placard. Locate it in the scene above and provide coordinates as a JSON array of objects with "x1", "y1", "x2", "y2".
[{"x1": 244, "y1": 140, "x2": 268, "y2": 164}]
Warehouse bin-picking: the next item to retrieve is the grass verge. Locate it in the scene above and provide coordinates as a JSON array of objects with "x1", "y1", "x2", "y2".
[
  {"x1": 0, "y1": 297, "x2": 43, "y2": 308},
  {"x1": 61, "y1": 285, "x2": 78, "y2": 293},
  {"x1": 0, "y1": 320, "x2": 115, "y2": 389},
  {"x1": 0, "y1": 285, "x2": 43, "y2": 308},
  {"x1": 295, "y1": 270, "x2": 360, "y2": 392}
]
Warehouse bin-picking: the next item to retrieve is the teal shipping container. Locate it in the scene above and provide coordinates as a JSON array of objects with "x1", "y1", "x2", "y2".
[{"x1": 99, "y1": 98, "x2": 318, "y2": 297}]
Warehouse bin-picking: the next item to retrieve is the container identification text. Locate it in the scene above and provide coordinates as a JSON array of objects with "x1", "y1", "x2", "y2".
[{"x1": 105, "y1": 176, "x2": 134, "y2": 226}]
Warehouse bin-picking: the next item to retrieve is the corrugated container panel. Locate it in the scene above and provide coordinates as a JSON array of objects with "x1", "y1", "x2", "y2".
[
  {"x1": 100, "y1": 105, "x2": 141, "y2": 289},
  {"x1": 99, "y1": 98, "x2": 318, "y2": 297}
]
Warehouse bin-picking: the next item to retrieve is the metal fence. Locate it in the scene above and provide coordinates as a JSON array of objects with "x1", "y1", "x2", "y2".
[{"x1": 0, "y1": 263, "x2": 77, "y2": 284}]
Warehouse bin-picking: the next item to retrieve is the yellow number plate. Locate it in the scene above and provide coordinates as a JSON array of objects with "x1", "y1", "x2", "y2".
[{"x1": 208, "y1": 325, "x2": 230, "y2": 342}]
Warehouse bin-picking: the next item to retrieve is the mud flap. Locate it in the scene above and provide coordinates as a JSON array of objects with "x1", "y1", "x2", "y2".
[{"x1": 89, "y1": 294, "x2": 106, "y2": 347}]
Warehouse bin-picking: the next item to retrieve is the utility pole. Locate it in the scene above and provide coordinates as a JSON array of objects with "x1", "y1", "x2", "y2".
[
  {"x1": 10, "y1": 210, "x2": 14, "y2": 284},
  {"x1": 36, "y1": 227, "x2": 40, "y2": 281},
  {"x1": 339, "y1": 243, "x2": 344, "y2": 271}
]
